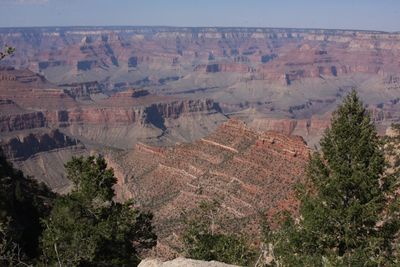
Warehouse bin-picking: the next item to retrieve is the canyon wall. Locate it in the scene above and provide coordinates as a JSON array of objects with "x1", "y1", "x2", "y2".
[
  {"x1": 106, "y1": 119, "x2": 310, "y2": 258},
  {"x1": 1, "y1": 26, "x2": 399, "y2": 138},
  {"x1": 1, "y1": 27, "x2": 400, "y2": 85},
  {"x1": 1, "y1": 129, "x2": 87, "y2": 192},
  {"x1": 0, "y1": 67, "x2": 227, "y2": 190},
  {"x1": 1, "y1": 26, "x2": 400, "y2": 196},
  {"x1": 0, "y1": 67, "x2": 226, "y2": 143},
  {"x1": 1, "y1": 129, "x2": 81, "y2": 160},
  {"x1": 1, "y1": 27, "x2": 398, "y2": 258}
]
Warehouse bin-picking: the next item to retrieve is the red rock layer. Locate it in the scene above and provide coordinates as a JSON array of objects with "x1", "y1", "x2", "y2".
[
  {"x1": 0, "y1": 68, "x2": 223, "y2": 133},
  {"x1": 2, "y1": 27, "x2": 400, "y2": 85},
  {"x1": 107, "y1": 119, "x2": 310, "y2": 256}
]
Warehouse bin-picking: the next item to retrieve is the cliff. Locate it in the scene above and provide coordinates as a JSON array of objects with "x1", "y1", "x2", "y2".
[
  {"x1": 0, "y1": 129, "x2": 87, "y2": 192},
  {"x1": 106, "y1": 119, "x2": 310, "y2": 257},
  {"x1": 0, "y1": 67, "x2": 228, "y2": 191},
  {"x1": 2, "y1": 27, "x2": 399, "y2": 143},
  {"x1": 2, "y1": 27, "x2": 400, "y2": 85},
  {"x1": 0, "y1": 68, "x2": 227, "y2": 147},
  {"x1": 2, "y1": 27, "x2": 400, "y2": 194},
  {"x1": 1, "y1": 129, "x2": 82, "y2": 160}
]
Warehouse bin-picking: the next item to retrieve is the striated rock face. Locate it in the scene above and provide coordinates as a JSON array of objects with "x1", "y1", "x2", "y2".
[
  {"x1": 107, "y1": 119, "x2": 309, "y2": 257},
  {"x1": 0, "y1": 67, "x2": 228, "y2": 192},
  {"x1": 1, "y1": 129, "x2": 82, "y2": 160},
  {"x1": 59, "y1": 81, "x2": 104, "y2": 99},
  {"x1": 2, "y1": 27, "x2": 400, "y2": 85},
  {"x1": 0, "y1": 67, "x2": 78, "y2": 111},
  {"x1": 138, "y1": 258, "x2": 239, "y2": 267},
  {"x1": 0, "y1": 111, "x2": 47, "y2": 132},
  {"x1": 0, "y1": 68, "x2": 227, "y2": 146},
  {"x1": 2, "y1": 27, "x2": 400, "y2": 144},
  {"x1": 41, "y1": 99, "x2": 220, "y2": 127},
  {"x1": 1, "y1": 26, "x2": 399, "y2": 194},
  {"x1": 247, "y1": 115, "x2": 331, "y2": 146},
  {"x1": 0, "y1": 129, "x2": 87, "y2": 192},
  {"x1": 0, "y1": 66, "x2": 54, "y2": 88},
  {"x1": 109, "y1": 88, "x2": 150, "y2": 100}
]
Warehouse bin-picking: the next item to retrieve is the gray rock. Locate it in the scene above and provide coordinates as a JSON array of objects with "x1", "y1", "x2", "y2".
[{"x1": 138, "y1": 257, "x2": 240, "y2": 267}]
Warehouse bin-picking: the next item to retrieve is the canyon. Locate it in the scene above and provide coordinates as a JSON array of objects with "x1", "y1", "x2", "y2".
[
  {"x1": 1, "y1": 26, "x2": 400, "y2": 144},
  {"x1": 0, "y1": 66, "x2": 226, "y2": 192},
  {"x1": 1, "y1": 26, "x2": 400, "y2": 257},
  {"x1": 106, "y1": 119, "x2": 309, "y2": 257}
]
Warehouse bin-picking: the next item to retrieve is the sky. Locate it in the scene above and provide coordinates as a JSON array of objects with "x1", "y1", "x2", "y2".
[{"x1": 0, "y1": 0, "x2": 400, "y2": 31}]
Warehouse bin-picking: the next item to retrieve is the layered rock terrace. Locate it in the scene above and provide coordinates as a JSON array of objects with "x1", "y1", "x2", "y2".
[{"x1": 107, "y1": 119, "x2": 310, "y2": 256}]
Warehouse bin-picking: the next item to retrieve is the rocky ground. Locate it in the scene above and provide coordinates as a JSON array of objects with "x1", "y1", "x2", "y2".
[
  {"x1": 138, "y1": 258, "x2": 239, "y2": 267},
  {"x1": 106, "y1": 119, "x2": 309, "y2": 258}
]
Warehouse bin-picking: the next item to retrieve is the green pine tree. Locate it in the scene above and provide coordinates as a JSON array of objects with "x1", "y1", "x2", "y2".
[
  {"x1": 271, "y1": 91, "x2": 400, "y2": 266},
  {"x1": 0, "y1": 46, "x2": 15, "y2": 61},
  {"x1": 41, "y1": 156, "x2": 157, "y2": 267}
]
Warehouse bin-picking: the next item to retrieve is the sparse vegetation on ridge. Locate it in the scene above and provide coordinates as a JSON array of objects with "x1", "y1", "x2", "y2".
[{"x1": 182, "y1": 200, "x2": 257, "y2": 266}]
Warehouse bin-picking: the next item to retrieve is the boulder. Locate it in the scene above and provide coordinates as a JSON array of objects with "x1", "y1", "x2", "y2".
[{"x1": 138, "y1": 258, "x2": 240, "y2": 267}]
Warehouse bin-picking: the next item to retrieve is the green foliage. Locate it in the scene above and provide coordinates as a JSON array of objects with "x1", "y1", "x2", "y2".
[
  {"x1": 65, "y1": 156, "x2": 117, "y2": 204},
  {"x1": 40, "y1": 156, "x2": 157, "y2": 266},
  {"x1": 0, "y1": 219, "x2": 23, "y2": 266},
  {"x1": 182, "y1": 200, "x2": 256, "y2": 266},
  {"x1": 270, "y1": 91, "x2": 400, "y2": 266},
  {"x1": 0, "y1": 46, "x2": 15, "y2": 61},
  {"x1": 0, "y1": 150, "x2": 55, "y2": 265}
]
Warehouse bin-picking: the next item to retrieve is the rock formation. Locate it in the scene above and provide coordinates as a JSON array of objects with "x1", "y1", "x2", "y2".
[
  {"x1": 0, "y1": 67, "x2": 226, "y2": 142},
  {"x1": 138, "y1": 258, "x2": 239, "y2": 267},
  {"x1": 1, "y1": 26, "x2": 399, "y2": 144},
  {"x1": 1, "y1": 129, "x2": 81, "y2": 161},
  {"x1": 1, "y1": 27, "x2": 399, "y2": 256},
  {"x1": 0, "y1": 129, "x2": 87, "y2": 193},
  {"x1": 0, "y1": 67, "x2": 227, "y2": 190},
  {"x1": 2, "y1": 27, "x2": 400, "y2": 84},
  {"x1": 106, "y1": 119, "x2": 310, "y2": 257}
]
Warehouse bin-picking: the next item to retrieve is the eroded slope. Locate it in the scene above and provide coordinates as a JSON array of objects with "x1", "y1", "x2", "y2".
[{"x1": 107, "y1": 119, "x2": 309, "y2": 257}]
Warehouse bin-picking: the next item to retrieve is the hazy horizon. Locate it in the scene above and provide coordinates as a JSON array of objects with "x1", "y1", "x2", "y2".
[
  {"x1": 0, "y1": 24, "x2": 398, "y2": 33},
  {"x1": 0, "y1": 0, "x2": 399, "y2": 32}
]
